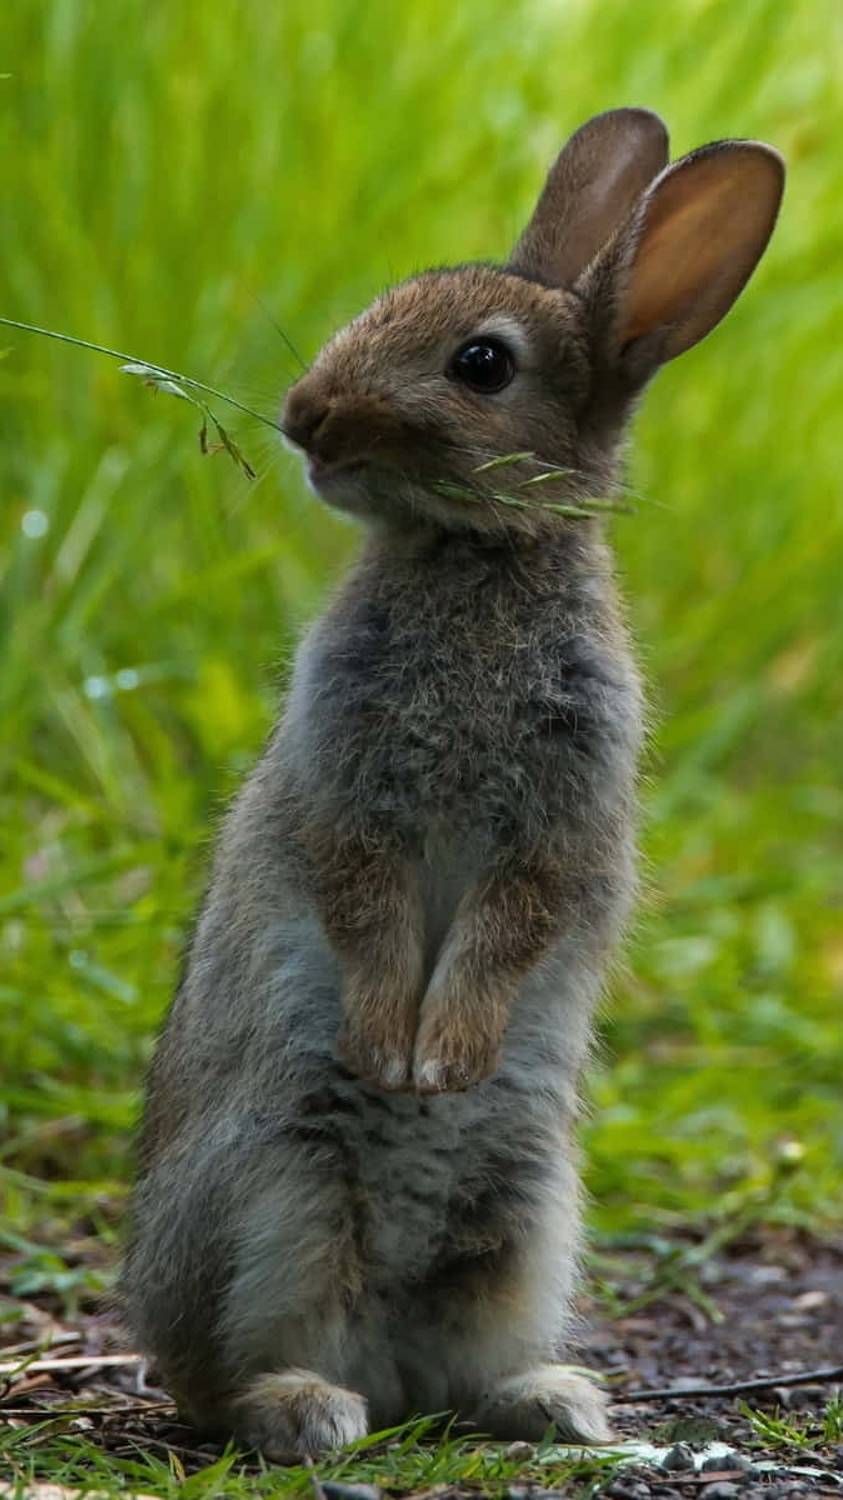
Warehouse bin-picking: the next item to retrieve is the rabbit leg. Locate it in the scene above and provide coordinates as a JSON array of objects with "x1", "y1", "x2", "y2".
[
  {"x1": 307, "y1": 827, "x2": 424, "y2": 1089},
  {"x1": 124, "y1": 1113, "x2": 377, "y2": 1453},
  {"x1": 413, "y1": 853, "x2": 563, "y2": 1092},
  {"x1": 397, "y1": 1138, "x2": 609, "y2": 1441},
  {"x1": 230, "y1": 1369, "x2": 368, "y2": 1462},
  {"x1": 472, "y1": 1364, "x2": 611, "y2": 1444}
]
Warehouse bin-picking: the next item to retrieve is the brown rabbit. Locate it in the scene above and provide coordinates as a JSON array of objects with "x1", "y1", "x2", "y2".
[{"x1": 120, "y1": 109, "x2": 784, "y2": 1460}]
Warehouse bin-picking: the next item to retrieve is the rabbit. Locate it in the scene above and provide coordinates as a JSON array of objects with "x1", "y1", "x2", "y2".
[{"x1": 119, "y1": 108, "x2": 784, "y2": 1461}]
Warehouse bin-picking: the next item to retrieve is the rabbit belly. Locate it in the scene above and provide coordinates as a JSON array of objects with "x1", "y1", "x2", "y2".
[
  {"x1": 216, "y1": 1069, "x2": 582, "y2": 1425},
  {"x1": 124, "y1": 843, "x2": 606, "y2": 1424}
]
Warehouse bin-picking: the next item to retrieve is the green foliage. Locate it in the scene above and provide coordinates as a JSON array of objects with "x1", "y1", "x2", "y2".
[
  {"x1": 742, "y1": 1396, "x2": 843, "y2": 1451},
  {"x1": 0, "y1": 1414, "x2": 620, "y2": 1499},
  {"x1": 1, "y1": 0, "x2": 841, "y2": 1250}
]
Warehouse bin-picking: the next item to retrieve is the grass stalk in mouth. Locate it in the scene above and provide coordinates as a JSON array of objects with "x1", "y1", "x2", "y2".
[
  {"x1": 435, "y1": 452, "x2": 632, "y2": 522},
  {"x1": 1, "y1": 320, "x2": 629, "y2": 515},
  {"x1": 0, "y1": 316, "x2": 287, "y2": 480}
]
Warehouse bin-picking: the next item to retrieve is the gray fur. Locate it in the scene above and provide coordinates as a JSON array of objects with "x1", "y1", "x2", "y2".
[{"x1": 120, "y1": 109, "x2": 783, "y2": 1457}]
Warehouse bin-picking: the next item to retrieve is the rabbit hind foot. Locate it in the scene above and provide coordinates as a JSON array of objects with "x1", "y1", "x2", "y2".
[
  {"x1": 231, "y1": 1368, "x2": 368, "y2": 1462},
  {"x1": 473, "y1": 1363, "x2": 612, "y2": 1445}
]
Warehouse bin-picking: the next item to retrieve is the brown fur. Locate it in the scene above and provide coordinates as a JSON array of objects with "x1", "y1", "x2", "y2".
[
  {"x1": 510, "y1": 108, "x2": 669, "y2": 285},
  {"x1": 413, "y1": 852, "x2": 566, "y2": 1092},
  {"x1": 120, "y1": 109, "x2": 785, "y2": 1460},
  {"x1": 304, "y1": 827, "x2": 425, "y2": 1086}
]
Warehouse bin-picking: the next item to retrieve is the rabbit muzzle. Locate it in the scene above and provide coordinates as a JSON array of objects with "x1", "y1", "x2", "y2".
[{"x1": 282, "y1": 379, "x2": 404, "y2": 472}]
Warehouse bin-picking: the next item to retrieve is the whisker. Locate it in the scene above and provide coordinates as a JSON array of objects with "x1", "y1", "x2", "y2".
[{"x1": 249, "y1": 291, "x2": 309, "y2": 373}]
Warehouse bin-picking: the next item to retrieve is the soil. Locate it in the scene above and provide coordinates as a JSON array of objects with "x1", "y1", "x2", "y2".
[
  {"x1": 589, "y1": 1224, "x2": 842, "y2": 1411},
  {"x1": 2, "y1": 1224, "x2": 841, "y2": 1497},
  {"x1": 585, "y1": 1224, "x2": 843, "y2": 1496}
]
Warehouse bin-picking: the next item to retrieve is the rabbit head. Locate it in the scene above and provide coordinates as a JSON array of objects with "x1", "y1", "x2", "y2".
[{"x1": 282, "y1": 108, "x2": 784, "y2": 534}]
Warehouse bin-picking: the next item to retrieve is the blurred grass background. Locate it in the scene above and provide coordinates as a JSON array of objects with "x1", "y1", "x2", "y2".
[{"x1": 1, "y1": 0, "x2": 841, "y2": 1255}]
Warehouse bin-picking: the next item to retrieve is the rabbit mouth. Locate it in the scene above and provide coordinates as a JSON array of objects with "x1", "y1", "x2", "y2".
[{"x1": 306, "y1": 455, "x2": 369, "y2": 490}]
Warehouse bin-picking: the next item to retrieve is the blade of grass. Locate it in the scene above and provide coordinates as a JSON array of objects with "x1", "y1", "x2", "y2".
[{"x1": 0, "y1": 317, "x2": 283, "y2": 433}]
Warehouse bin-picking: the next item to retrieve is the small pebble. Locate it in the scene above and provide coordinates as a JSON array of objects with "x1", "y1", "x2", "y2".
[
  {"x1": 701, "y1": 1453, "x2": 730, "y2": 1472},
  {"x1": 504, "y1": 1440, "x2": 536, "y2": 1461},
  {"x1": 700, "y1": 1484, "x2": 742, "y2": 1499},
  {"x1": 701, "y1": 1451, "x2": 754, "y2": 1473},
  {"x1": 661, "y1": 1441, "x2": 696, "y2": 1471},
  {"x1": 320, "y1": 1484, "x2": 381, "y2": 1500},
  {"x1": 778, "y1": 1383, "x2": 827, "y2": 1411},
  {"x1": 664, "y1": 1416, "x2": 724, "y2": 1444},
  {"x1": 604, "y1": 1480, "x2": 652, "y2": 1499}
]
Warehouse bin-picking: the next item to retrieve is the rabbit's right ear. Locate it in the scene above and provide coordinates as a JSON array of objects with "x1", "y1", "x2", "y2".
[
  {"x1": 509, "y1": 108, "x2": 669, "y2": 287},
  {"x1": 603, "y1": 140, "x2": 785, "y2": 377}
]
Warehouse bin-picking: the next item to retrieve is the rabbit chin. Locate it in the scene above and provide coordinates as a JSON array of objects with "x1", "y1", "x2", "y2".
[
  {"x1": 305, "y1": 457, "x2": 426, "y2": 525},
  {"x1": 305, "y1": 457, "x2": 375, "y2": 512},
  {"x1": 304, "y1": 455, "x2": 528, "y2": 535}
]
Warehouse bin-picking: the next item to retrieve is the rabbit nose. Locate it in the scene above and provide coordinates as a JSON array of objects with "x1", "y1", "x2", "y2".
[{"x1": 282, "y1": 386, "x2": 330, "y2": 454}]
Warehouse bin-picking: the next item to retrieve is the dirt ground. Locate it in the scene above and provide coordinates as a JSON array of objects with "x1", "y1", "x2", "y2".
[
  {"x1": 586, "y1": 1225, "x2": 843, "y2": 1495},
  {"x1": 2, "y1": 1225, "x2": 841, "y2": 1497},
  {"x1": 590, "y1": 1224, "x2": 842, "y2": 1408}
]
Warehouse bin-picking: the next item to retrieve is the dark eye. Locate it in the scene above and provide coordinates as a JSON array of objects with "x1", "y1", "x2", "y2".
[{"x1": 449, "y1": 336, "x2": 515, "y2": 394}]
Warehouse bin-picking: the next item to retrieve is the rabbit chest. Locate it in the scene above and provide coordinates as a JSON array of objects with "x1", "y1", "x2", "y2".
[{"x1": 287, "y1": 533, "x2": 634, "y2": 850}]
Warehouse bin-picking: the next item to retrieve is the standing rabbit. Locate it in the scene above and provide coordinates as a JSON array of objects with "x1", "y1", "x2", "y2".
[{"x1": 120, "y1": 109, "x2": 783, "y2": 1460}]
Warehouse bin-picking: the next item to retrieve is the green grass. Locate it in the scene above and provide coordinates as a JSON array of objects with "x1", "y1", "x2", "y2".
[
  {"x1": 743, "y1": 1396, "x2": 843, "y2": 1451},
  {"x1": 0, "y1": 1415, "x2": 623, "y2": 1499},
  {"x1": 1, "y1": 0, "x2": 842, "y2": 1490},
  {"x1": 2, "y1": 0, "x2": 841, "y2": 1229}
]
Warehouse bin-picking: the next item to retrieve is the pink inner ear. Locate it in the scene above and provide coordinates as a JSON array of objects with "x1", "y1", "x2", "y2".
[{"x1": 620, "y1": 145, "x2": 784, "y2": 360}]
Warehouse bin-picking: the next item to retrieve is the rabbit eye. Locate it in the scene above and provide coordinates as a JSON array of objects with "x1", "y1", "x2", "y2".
[{"x1": 449, "y1": 337, "x2": 515, "y2": 394}]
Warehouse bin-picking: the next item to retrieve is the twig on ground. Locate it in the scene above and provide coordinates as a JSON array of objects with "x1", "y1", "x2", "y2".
[
  {"x1": 0, "y1": 1402, "x2": 175, "y2": 1418},
  {"x1": 0, "y1": 1332, "x2": 82, "y2": 1358},
  {"x1": 0, "y1": 1352, "x2": 143, "y2": 1376},
  {"x1": 118, "y1": 1433, "x2": 222, "y2": 1467},
  {"x1": 616, "y1": 1363, "x2": 843, "y2": 1403}
]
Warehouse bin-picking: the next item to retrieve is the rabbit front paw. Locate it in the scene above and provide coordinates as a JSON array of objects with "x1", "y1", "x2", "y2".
[
  {"x1": 411, "y1": 1002, "x2": 501, "y2": 1094},
  {"x1": 338, "y1": 994, "x2": 417, "y2": 1091}
]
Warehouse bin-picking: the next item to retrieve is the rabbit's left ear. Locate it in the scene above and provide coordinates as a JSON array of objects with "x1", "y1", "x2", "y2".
[
  {"x1": 509, "y1": 108, "x2": 669, "y2": 286},
  {"x1": 603, "y1": 140, "x2": 785, "y2": 373}
]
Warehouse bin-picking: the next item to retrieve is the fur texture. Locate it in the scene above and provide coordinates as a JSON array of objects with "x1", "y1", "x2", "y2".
[{"x1": 120, "y1": 109, "x2": 783, "y2": 1458}]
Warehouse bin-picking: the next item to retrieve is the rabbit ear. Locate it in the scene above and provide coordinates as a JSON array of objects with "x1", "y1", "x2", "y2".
[
  {"x1": 509, "y1": 108, "x2": 669, "y2": 286},
  {"x1": 609, "y1": 140, "x2": 785, "y2": 371}
]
